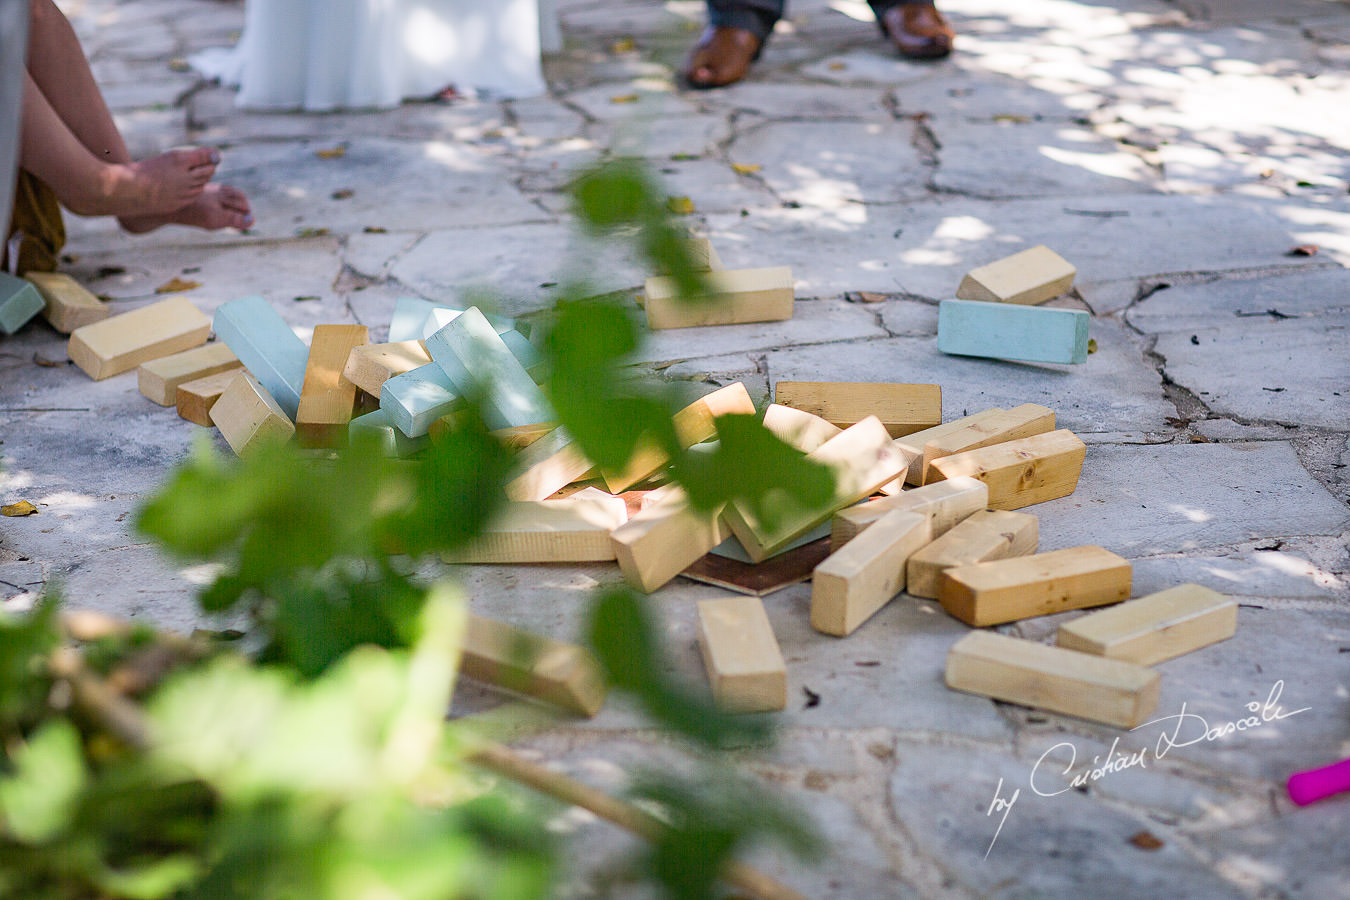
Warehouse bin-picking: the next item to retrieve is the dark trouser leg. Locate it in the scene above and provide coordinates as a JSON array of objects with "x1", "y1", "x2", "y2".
[
  {"x1": 707, "y1": 0, "x2": 783, "y2": 41},
  {"x1": 869, "y1": 0, "x2": 931, "y2": 13},
  {"x1": 4, "y1": 170, "x2": 65, "y2": 275}
]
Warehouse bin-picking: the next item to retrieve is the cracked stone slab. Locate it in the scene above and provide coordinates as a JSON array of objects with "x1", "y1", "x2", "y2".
[
  {"x1": 691, "y1": 81, "x2": 892, "y2": 119},
  {"x1": 799, "y1": 49, "x2": 945, "y2": 86},
  {"x1": 1128, "y1": 268, "x2": 1350, "y2": 332},
  {"x1": 561, "y1": 84, "x2": 701, "y2": 121},
  {"x1": 1189, "y1": 800, "x2": 1350, "y2": 900},
  {"x1": 587, "y1": 113, "x2": 732, "y2": 158},
  {"x1": 342, "y1": 231, "x2": 423, "y2": 280},
  {"x1": 646, "y1": 157, "x2": 780, "y2": 215},
  {"x1": 892, "y1": 67, "x2": 1099, "y2": 119},
  {"x1": 1130, "y1": 549, "x2": 1349, "y2": 600}
]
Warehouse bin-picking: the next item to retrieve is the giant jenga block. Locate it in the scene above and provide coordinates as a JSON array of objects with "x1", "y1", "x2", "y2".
[
  {"x1": 774, "y1": 382, "x2": 941, "y2": 438},
  {"x1": 388, "y1": 296, "x2": 443, "y2": 343},
  {"x1": 811, "y1": 509, "x2": 929, "y2": 637},
  {"x1": 1056, "y1": 584, "x2": 1237, "y2": 666},
  {"x1": 945, "y1": 631, "x2": 1160, "y2": 729},
  {"x1": 209, "y1": 371, "x2": 296, "y2": 456},
  {"x1": 644, "y1": 267, "x2": 794, "y2": 330},
  {"x1": 420, "y1": 305, "x2": 517, "y2": 341},
  {"x1": 937, "y1": 299, "x2": 1090, "y2": 365},
  {"x1": 831, "y1": 476, "x2": 988, "y2": 549},
  {"x1": 921, "y1": 403, "x2": 1055, "y2": 484},
  {"x1": 906, "y1": 509, "x2": 1039, "y2": 599},
  {"x1": 68, "y1": 296, "x2": 210, "y2": 380},
  {"x1": 927, "y1": 429, "x2": 1085, "y2": 510},
  {"x1": 956, "y1": 245, "x2": 1076, "y2": 306},
  {"x1": 448, "y1": 488, "x2": 628, "y2": 564},
  {"x1": 893, "y1": 408, "x2": 1006, "y2": 486},
  {"x1": 380, "y1": 363, "x2": 462, "y2": 438},
  {"x1": 761, "y1": 403, "x2": 842, "y2": 453},
  {"x1": 424, "y1": 307, "x2": 551, "y2": 431},
  {"x1": 296, "y1": 324, "x2": 369, "y2": 446},
  {"x1": 348, "y1": 407, "x2": 429, "y2": 457},
  {"x1": 460, "y1": 614, "x2": 608, "y2": 717},
  {"x1": 25, "y1": 271, "x2": 108, "y2": 333},
  {"x1": 939, "y1": 545, "x2": 1131, "y2": 627},
  {"x1": 176, "y1": 369, "x2": 242, "y2": 426},
  {"x1": 697, "y1": 595, "x2": 786, "y2": 713},
  {"x1": 611, "y1": 487, "x2": 727, "y2": 593},
  {"x1": 651, "y1": 237, "x2": 723, "y2": 278},
  {"x1": 342, "y1": 340, "x2": 432, "y2": 396},
  {"x1": 503, "y1": 427, "x2": 593, "y2": 502},
  {"x1": 212, "y1": 296, "x2": 309, "y2": 419},
  {"x1": 0, "y1": 272, "x2": 45, "y2": 335},
  {"x1": 137, "y1": 342, "x2": 240, "y2": 406}
]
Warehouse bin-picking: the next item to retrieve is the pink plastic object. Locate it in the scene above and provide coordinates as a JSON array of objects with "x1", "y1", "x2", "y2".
[{"x1": 1287, "y1": 757, "x2": 1350, "y2": 806}]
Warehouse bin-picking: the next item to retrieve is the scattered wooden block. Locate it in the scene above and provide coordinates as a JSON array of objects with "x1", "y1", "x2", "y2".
[
  {"x1": 424, "y1": 307, "x2": 551, "y2": 431},
  {"x1": 682, "y1": 537, "x2": 831, "y2": 597},
  {"x1": 499, "y1": 330, "x2": 546, "y2": 382},
  {"x1": 388, "y1": 296, "x2": 444, "y2": 342},
  {"x1": 893, "y1": 408, "x2": 1006, "y2": 486},
  {"x1": 460, "y1": 614, "x2": 608, "y2": 717},
  {"x1": 644, "y1": 266, "x2": 793, "y2": 330},
  {"x1": 653, "y1": 236, "x2": 723, "y2": 277},
  {"x1": 137, "y1": 343, "x2": 240, "y2": 406},
  {"x1": 380, "y1": 363, "x2": 462, "y2": 438},
  {"x1": 906, "y1": 509, "x2": 1039, "y2": 599},
  {"x1": 937, "y1": 299, "x2": 1090, "y2": 365},
  {"x1": 774, "y1": 381, "x2": 941, "y2": 438},
  {"x1": 0, "y1": 272, "x2": 45, "y2": 335},
  {"x1": 176, "y1": 369, "x2": 243, "y2": 426},
  {"x1": 503, "y1": 427, "x2": 594, "y2": 502},
  {"x1": 927, "y1": 429, "x2": 1086, "y2": 510},
  {"x1": 342, "y1": 340, "x2": 432, "y2": 396},
  {"x1": 1056, "y1": 583, "x2": 1237, "y2": 666},
  {"x1": 209, "y1": 371, "x2": 296, "y2": 456},
  {"x1": 611, "y1": 487, "x2": 728, "y2": 593},
  {"x1": 811, "y1": 509, "x2": 929, "y2": 637},
  {"x1": 296, "y1": 324, "x2": 369, "y2": 447},
  {"x1": 212, "y1": 295, "x2": 309, "y2": 419},
  {"x1": 696, "y1": 596, "x2": 786, "y2": 713},
  {"x1": 762, "y1": 403, "x2": 842, "y2": 453},
  {"x1": 831, "y1": 476, "x2": 988, "y2": 549},
  {"x1": 448, "y1": 488, "x2": 628, "y2": 564},
  {"x1": 921, "y1": 403, "x2": 1056, "y2": 484},
  {"x1": 25, "y1": 271, "x2": 108, "y2": 333},
  {"x1": 939, "y1": 545, "x2": 1131, "y2": 627},
  {"x1": 348, "y1": 407, "x2": 429, "y2": 457},
  {"x1": 68, "y1": 296, "x2": 210, "y2": 380},
  {"x1": 421, "y1": 305, "x2": 517, "y2": 341},
  {"x1": 957, "y1": 245, "x2": 1076, "y2": 306},
  {"x1": 945, "y1": 631, "x2": 1160, "y2": 729}
]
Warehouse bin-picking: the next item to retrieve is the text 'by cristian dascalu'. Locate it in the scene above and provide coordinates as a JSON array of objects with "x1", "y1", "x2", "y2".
[{"x1": 982, "y1": 680, "x2": 1309, "y2": 858}]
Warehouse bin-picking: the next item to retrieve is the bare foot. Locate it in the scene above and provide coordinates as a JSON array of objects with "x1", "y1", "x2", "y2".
[
  {"x1": 120, "y1": 184, "x2": 253, "y2": 235},
  {"x1": 101, "y1": 147, "x2": 219, "y2": 218}
]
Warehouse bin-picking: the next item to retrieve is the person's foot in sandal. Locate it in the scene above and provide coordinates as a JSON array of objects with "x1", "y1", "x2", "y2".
[
  {"x1": 682, "y1": 25, "x2": 762, "y2": 89},
  {"x1": 879, "y1": 3, "x2": 954, "y2": 60}
]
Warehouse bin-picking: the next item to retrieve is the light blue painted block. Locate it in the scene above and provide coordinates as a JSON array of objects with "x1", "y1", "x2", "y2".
[
  {"x1": 937, "y1": 299, "x2": 1090, "y2": 365},
  {"x1": 349, "y1": 407, "x2": 430, "y2": 457},
  {"x1": 388, "y1": 297, "x2": 442, "y2": 343},
  {"x1": 380, "y1": 362, "x2": 462, "y2": 438},
  {"x1": 213, "y1": 296, "x2": 309, "y2": 419},
  {"x1": 424, "y1": 307, "x2": 552, "y2": 431},
  {"x1": 420, "y1": 306, "x2": 516, "y2": 340},
  {"x1": 0, "y1": 272, "x2": 45, "y2": 335},
  {"x1": 499, "y1": 329, "x2": 546, "y2": 383}
]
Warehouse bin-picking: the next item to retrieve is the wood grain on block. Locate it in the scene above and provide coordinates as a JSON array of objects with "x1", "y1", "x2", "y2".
[
  {"x1": 697, "y1": 596, "x2": 786, "y2": 713},
  {"x1": 380, "y1": 363, "x2": 462, "y2": 438},
  {"x1": 945, "y1": 631, "x2": 1160, "y2": 729},
  {"x1": 831, "y1": 476, "x2": 988, "y2": 549},
  {"x1": 811, "y1": 510, "x2": 929, "y2": 637},
  {"x1": 487, "y1": 423, "x2": 555, "y2": 450},
  {"x1": 907, "y1": 509, "x2": 1038, "y2": 599},
  {"x1": 894, "y1": 408, "x2": 1005, "y2": 486},
  {"x1": 939, "y1": 545, "x2": 1131, "y2": 627},
  {"x1": 137, "y1": 342, "x2": 240, "y2": 406},
  {"x1": 348, "y1": 408, "x2": 429, "y2": 458},
  {"x1": 449, "y1": 488, "x2": 628, "y2": 564},
  {"x1": 724, "y1": 416, "x2": 911, "y2": 563},
  {"x1": 927, "y1": 428, "x2": 1085, "y2": 510},
  {"x1": 424, "y1": 307, "x2": 551, "y2": 431},
  {"x1": 342, "y1": 340, "x2": 431, "y2": 396},
  {"x1": 611, "y1": 487, "x2": 728, "y2": 593},
  {"x1": 762, "y1": 403, "x2": 842, "y2": 453},
  {"x1": 296, "y1": 324, "x2": 369, "y2": 446},
  {"x1": 461, "y1": 614, "x2": 607, "y2": 717},
  {"x1": 774, "y1": 381, "x2": 941, "y2": 438},
  {"x1": 1056, "y1": 584, "x2": 1237, "y2": 666},
  {"x1": 209, "y1": 371, "x2": 295, "y2": 456},
  {"x1": 0, "y1": 272, "x2": 45, "y2": 335},
  {"x1": 503, "y1": 427, "x2": 594, "y2": 502},
  {"x1": 682, "y1": 537, "x2": 830, "y2": 597},
  {"x1": 212, "y1": 295, "x2": 309, "y2": 418},
  {"x1": 921, "y1": 404, "x2": 1056, "y2": 484},
  {"x1": 176, "y1": 369, "x2": 242, "y2": 426},
  {"x1": 68, "y1": 296, "x2": 209, "y2": 380},
  {"x1": 937, "y1": 299, "x2": 1090, "y2": 365},
  {"x1": 644, "y1": 266, "x2": 793, "y2": 330},
  {"x1": 956, "y1": 245, "x2": 1076, "y2": 306},
  {"x1": 25, "y1": 271, "x2": 108, "y2": 333}
]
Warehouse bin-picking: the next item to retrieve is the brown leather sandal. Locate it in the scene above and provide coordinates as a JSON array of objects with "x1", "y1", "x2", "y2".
[
  {"x1": 879, "y1": 4, "x2": 954, "y2": 60},
  {"x1": 682, "y1": 26, "x2": 763, "y2": 90}
]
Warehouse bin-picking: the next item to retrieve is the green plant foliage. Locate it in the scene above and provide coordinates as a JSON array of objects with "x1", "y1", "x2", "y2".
[{"x1": 0, "y1": 599, "x2": 59, "y2": 737}]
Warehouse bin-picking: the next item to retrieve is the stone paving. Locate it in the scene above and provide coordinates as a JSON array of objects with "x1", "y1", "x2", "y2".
[{"x1": 3, "y1": 0, "x2": 1350, "y2": 896}]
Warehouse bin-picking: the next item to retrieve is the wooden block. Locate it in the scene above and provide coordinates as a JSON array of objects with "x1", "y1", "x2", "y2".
[
  {"x1": 209, "y1": 371, "x2": 296, "y2": 456},
  {"x1": 724, "y1": 416, "x2": 911, "y2": 563},
  {"x1": 212, "y1": 295, "x2": 309, "y2": 419},
  {"x1": 957, "y1": 245, "x2": 1076, "y2": 306},
  {"x1": 893, "y1": 408, "x2": 1006, "y2": 486},
  {"x1": 937, "y1": 299, "x2": 1090, "y2": 365},
  {"x1": 774, "y1": 382, "x2": 941, "y2": 438},
  {"x1": 424, "y1": 307, "x2": 551, "y2": 431},
  {"x1": 421, "y1": 306, "x2": 517, "y2": 341},
  {"x1": 0, "y1": 272, "x2": 45, "y2": 335},
  {"x1": 25, "y1": 271, "x2": 108, "y2": 333},
  {"x1": 499, "y1": 330, "x2": 546, "y2": 382},
  {"x1": 945, "y1": 631, "x2": 1160, "y2": 729},
  {"x1": 611, "y1": 487, "x2": 728, "y2": 593},
  {"x1": 682, "y1": 537, "x2": 830, "y2": 597},
  {"x1": 342, "y1": 340, "x2": 432, "y2": 396},
  {"x1": 68, "y1": 296, "x2": 210, "y2": 380},
  {"x1": 811, "y1": 510, "x2": 929, "y2": 637},
  {"x1": 921, "y1": 403, "x2": 1056, "y2": 484},
  {"x1": 653, "y1": 237, "x2": 723, "y2": 278},
  {"x1": 906, "y1": 509, "x2": 1039, "y2": 599},
  {"x1": 644, "y1": 266, "x2": 793, "y2": 330},
  {"x1": 380, "y1": 363, "x2": 462, "y2": 438},
  {"x1": 503, "y1": 427, "x2": 594, "y2": 502},
  {"x1": 927, "y1": 429, "x2": 1085, "y2": 510},
  {"x1": 461, "y1": 614, "x2": 607, "y2": 717},
  {"x1": 296, "y1": 324, "x2": 369, "y2": 446},
  {"x1": 388, "y1": 296, "x2": 443, "y2": 343},
  {"x1": 176, "y1": 369, "x2": 242, "y2": 426},
  {"x1": 696, "y1": 596, "x2": 786, "y2": 713},
  {"x1": 137, "y1": 342, "x2": 240, "y2": 406},
  {"x1": 831, "y1": 476, "x2": 988, "y2": 549},
  {"x1": 761, "y1": 403, "x2": 842, "y2": 453},
  {"x1": 939, "y1": 545, "x2": 1131, "y2": 627},
  {"x1": 1056, "y1": 584, "x2": 1237, "y2": 666},
  {"x1": 488, "y1": 423, "x2": 554, "y2": 450},
  {"x1": 348, "y1": 407, "x2": 429, "y2": 457},
  {"x1": 448, "y1": 487, "x2": 628, "y2": 563}
]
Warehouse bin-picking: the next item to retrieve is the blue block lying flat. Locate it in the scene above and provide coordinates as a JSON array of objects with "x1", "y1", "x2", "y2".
[
  {"x1": 424, "y1": 308, "x2": 552, "y2": 431},
  {"x1": 937, "y1": 299, "x2": 1090, "y2": 365},
  {"x1": 349, "y1": 407, "x2": 430, "y2": 457},
  {"x1": 213, "y1": 296, "x2": 309, "y2": 419},
  {"x1": 380, "y1": 362, "x2": 462, "y2": 438},
  {"x1": 0, "y1": 272, "x2": 45, "y2": 335}
]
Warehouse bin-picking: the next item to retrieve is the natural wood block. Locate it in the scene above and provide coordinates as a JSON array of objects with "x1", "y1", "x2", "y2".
[
  {"x1": 937, "y1": 299, "x2": 1091, "y2": 365},
  {"x1": 212, "y1": 295, "x2": 309, "y2": 419},
  {"x1": 762, "y1": 403, "x2": 842, "y2": 453},
  {"x1": 939, "y1": 545, "x2": 1131, "y2": 627},
  {"x1": 461, "y1": 614, "x2": 607, "y2": 717},
  {"x1": 697, "y1": 595, "x2": 786, "y2": 713},
  {"x1": 137, "y1": 342, "x2": 240, "y2": 406},
  {"x1": 893, "y1": 408, "x2": 1005, "y2": 486},
  {"x1": 644, "y1": 266, "x2": 793, "y2": 330},
  {"x1": 0, "y1": 272, "x2": 45, "y2": 335},
  {"x1": 296, "y1": 324, "x2": 369, "y2": 447},
  {"x1": 488, "y1": 423, "x2": 555, "y2": 450},
  {"x1": 68, "y1": 296, "x2": 210, "y2": 380},
  {"x1": 424, "y1": 307, "x2": 551, "y2": 431},
  {"x1": 25, "y1": 271, "x2": 108, "y2": 333},
  {"x1": 774, "y1": 381, "x2": 941, "y2": 438},
  {"x1": 906, "y1": 509, "x2": 1039, "y2": 599},
  {"x1": 503, "y1": 427, "x2": 594, "y2": 502},
  {"x1": 209, "y1": 371, "x2": 296, "y2": 456},
  {"x1": 380, "y1": 363, "x2": 462, "y2": 438},
  {"x1": 611, "y1": 487, "x2": 728, "y2": 593},
  {"x1": 921, "y1": 403, "x2": 1056, "y2": 484},
  {"x1": 831, "y1": 476, "x2": 988, "y2": 549},
  {"x1": 957, "y1": 245, "x2": 1076, "y2": 306},
  {"x1": 811, "y1": 510, "x2": 929, "y2": 637},
  {"x1": 448, "y1": 488, "x2": 628, "y2": 564},
  {"x1": 945, "y1": 631, "x2": 1160, "y2": 729},
  {"x1": 927, "y1": 429, "x2": 1085, "y2": 510},
  {"x1": 348, "y1": 407, "x2": 429, "y2": 457},
  {"x1": 652, "y1": 237, "x2": 723, "y2": 278},
  {"x1": 1056, "y1": 583, "x2": 1237, "y2": 666},
  {"x1": 342, "y1": 340, "x2": 432, "y2": 396},
  {"x1": 176, "y1": 369, "x2": 243, "y2": 426}
]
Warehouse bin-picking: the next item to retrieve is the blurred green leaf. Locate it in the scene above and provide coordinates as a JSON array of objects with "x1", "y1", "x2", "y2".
[
  {"x1": 0, "y1": 599, "x2": 60, "y2": 736},
  {"x1": 0, "y1": 719, "x2": 86, "y2": 844}
]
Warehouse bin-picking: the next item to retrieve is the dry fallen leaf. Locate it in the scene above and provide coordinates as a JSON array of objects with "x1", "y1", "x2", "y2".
[
  {"x1": 315, "y1": 145, "x2": 347, "y2": 159},
  {"x1": 1129, "y1": 831, "x2": 1164, "y2": 851},
  {"x1": 666, "y1": 196, "x2": 695, "y2": 215},
  {"x1": 2, "y1": 501, "x2": 38, "y2": 517},
  {"x1": 363, "y1": 226, "x2": 388, "y2": 234},
  {"x1": 32, "y1": 354, "x2": 64, "y2": 368},
  {"x1": 731, "y1": 163, "x2": 762, "y2": 175},
  {"x1": 295, "y1": 227, "x2": 331, "y2": 238},
  {"x1": 828, "y1": 61, "x2": 847, "y2": 71},
  {"x1": 993, "y1": 114, "x2": 1032, "y2": 123},
  {"x1": 1288, "y1": 244, "x2": 1319, "y2": 256},
  {"x1": 155, "y1": 277, "x2": 201, "y2": 294},
  {"x1": 610, "y1": 93, "x2": 639, "y2": 104},
  {"x1": 856, "y1": 291, "x2": 887, "y2": 303},
  {"x1": 331, "y1": 188, "x2": 355, "y2": 200},
  {"x1": 610, "y1": 37, "x2": 635, "y2": 53},
  {"x1": 1087, "y1": 338, "x2": 1099, "y2": 354}
]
